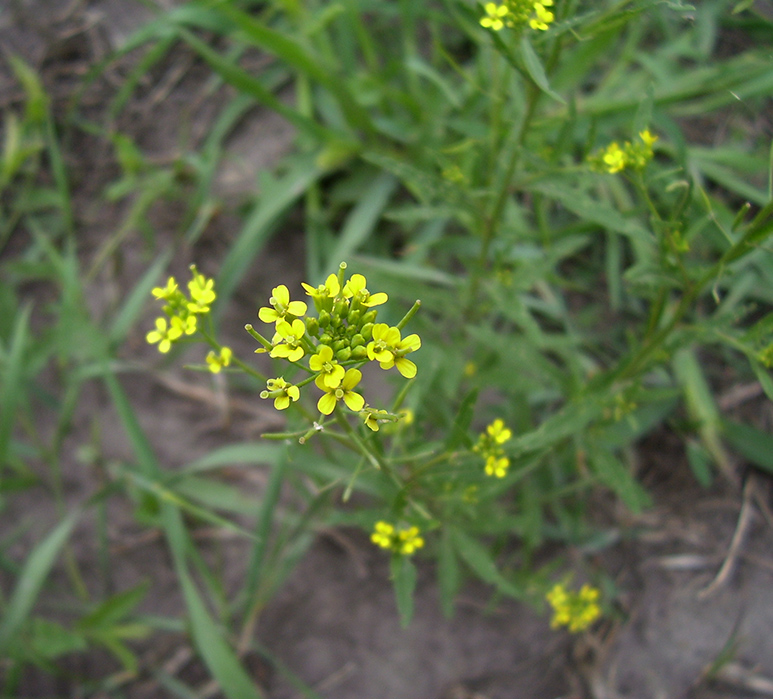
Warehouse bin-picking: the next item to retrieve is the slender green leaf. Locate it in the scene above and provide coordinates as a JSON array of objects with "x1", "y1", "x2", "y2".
[
  {"x1": 390, "y1": 555, "x2": 417, "y2": 628},
  {"x1": 0, "y1": 512, "x2": 78, "y2": 652},
  {"x1": 722, "y1": 419, "x2": 773, "y2": 473}
]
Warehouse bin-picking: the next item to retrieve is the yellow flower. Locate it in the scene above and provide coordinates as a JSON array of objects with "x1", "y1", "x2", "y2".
[
  {"x1": 260, "y1": 377, "x2": 300, "y2": 410},
  {"x1": 309, "y1": 344, "x2": 345, "y2": 389},
  {"x1": 487, "y1": 418, "x2": 512, "y2": 444},
  {"x1": 187, "y1": 267, "x2": 216, "y2": 314},
  {"x1": 602, "y1": 142, "x2": 626, "y2": 173},
  {"x1": 269, "y1": 319, "x2": 306, "y2": 362},
  {"x1": 370, "y1": 521, "x2": 424, "y2": 555},
  {"x1": 152, "y1": 277, "x2": 178, "y2": 300},
  {"x1": 146, "y1": 317, "x2": 183, "y2": 353},
  {"x1": 529, "y1": 0, "x2": 554, "y2": 30},
  {"x1": 172, "y1": 313, "x2": 197, "y2": 336},
  {"x1": 480, "y1": 2, "x2": 509, "y2": 30},
  {"x1": 485, "y1": 454, "x2": 510, "y2": 478},
  {"x1": 206, "y1": 346, "x2": 232, "y2": 374},
  {"x1": 398, "y1": 526, "x2": 424, "y2": 555},
  {"x1": 639, "y1": 129, "x2": 658, "y2": 147},
  {"x1": 258, "y1": 284, "x2": 308, "y2": 325},
  {"x1": 342, "y1": 273, "x2": 388, "y2": 308},
  {"x1": 546, "y1": 583, "x2": 602, "y2": 633},
  {"x1": 371, "y1": 521, "x2": 395, "y2": 549},
  {"x1": 315, "y1": 368, "x2": 365, "y2": 415}
]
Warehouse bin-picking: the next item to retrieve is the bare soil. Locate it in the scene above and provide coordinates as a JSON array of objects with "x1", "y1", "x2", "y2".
[{"x1": 2, "y1": 2, "x2": 773, "y2": 698}]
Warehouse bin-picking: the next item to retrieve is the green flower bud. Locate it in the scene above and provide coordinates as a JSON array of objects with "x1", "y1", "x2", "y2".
[
  {"x1": 351, "y1": 333, "x2": 365, "y2": 348},
  {"x1": 319, "y1": 333, "x2": 333, "y2": 345},
  {"x1": 318, "y1": 310, "x2": 331, "y2": 328},
  {"x1": 351, "y1": 345, "x2": 368, "y2": 360},
  {"x1": 360, "y1": 322, "x2": 374, "y2": 341},
  {"x1": 336, "y1": 347, "x2": 352, "y2": 361},
  {"x1": 333, "y1": 299, "x2": 349, "y2": 319},
  {"x1": 333, "y1": 339, "x2": 346, "y2": 352},
  {"x1": 305, "y1": 316, "x2": 319, "y2": 336},
  {"x1": 361, "y1": 309, "x2": 378, "y2": 326},
  {"x1": 348, "y1": 310, "x2": 361, "y2": 326}
]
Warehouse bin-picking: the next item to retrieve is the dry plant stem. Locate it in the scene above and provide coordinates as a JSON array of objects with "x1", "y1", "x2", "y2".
[{"x1": 698, "y1": 477, "x2": 756, "y2": 598}]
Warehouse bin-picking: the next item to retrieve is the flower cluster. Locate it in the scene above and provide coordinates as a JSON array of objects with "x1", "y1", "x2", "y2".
[
  {"x1": 546, "y1": 583, "x2": 602, "y2": 633},
  {"x1": 147, "y1": 267, "x2": 231, "y2": 374},
  {"x1": 370, "y1": 521, "x2": 425, "y2": 555},
  {"x1": 255, "y1": 264, "x2": 421, "y2": 426},
  {"x1": 480, "y1": 0, "x2": 554, "y2": 32},
  {"x1": 589, "y1": 130, "x2": 658, "y2": 174},
  {"x1": 473, "y1": 419, "x2": 513, "y2": 478}
]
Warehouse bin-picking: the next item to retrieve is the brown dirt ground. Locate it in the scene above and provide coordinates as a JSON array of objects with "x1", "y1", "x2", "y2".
[{"x1": 2, "y1": 2, "x2": 773, "y2": 698}]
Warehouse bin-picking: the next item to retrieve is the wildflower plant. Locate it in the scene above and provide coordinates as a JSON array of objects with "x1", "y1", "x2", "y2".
[{"x1": 130, "y1": 0, "x2": 773, "y2": 671}]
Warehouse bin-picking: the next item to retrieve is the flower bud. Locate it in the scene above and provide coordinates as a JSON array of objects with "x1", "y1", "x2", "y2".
[
  {"x1": 361, "y1": 309, "x2": 378, "y2": 326},
  {"x1": 318, "y1": 310, "x2": 331, "y2": 328},
  {"x1": 351, "y1": 345, "x2": 368, "y2": 360},
  {"x1": 333, "y1": 339, "x2": 346, "y2": 352},
  {"x1": 319, "y1": 333, "x2": 333, "y2": 345},
  {"x1": 336, "y1": 347, "x2": 352, "y2": 362},
  {"x1": 360, "y1": 322, "x2": 374, "y2": 340},
  {"x1": 350, "y1": 333, "x2": 365, "y2": 348},
  {"x1": 333, "y1": 299, "x2": 349, "y2": 318},
  {"x1": 305, "y1": 316, "x2": 319, "y2": 336},
  {"x1": 348, "y1": 310, "x2": 361, "y2": 326}
]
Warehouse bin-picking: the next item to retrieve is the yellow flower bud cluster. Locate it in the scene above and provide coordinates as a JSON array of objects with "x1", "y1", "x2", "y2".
[
  {"x1": 255, "y1": 263, "x2": 421, "y2": 429},
  {"x1": 473, "y1": 418, "x2": 513, "y2": 478},
  {"x1": 479, "y1": 0, "x2": 554, "y2": 32},
  {"x1": 147, "y1": 267, "x2": 231, "y2": 373},
  {"x1": 589, "y1": 130, "x2": 658, "y2": 174},
  {"x1": 545, "y1": 583, "x2": 602, "y2": 633},
  {"x1": 370, "y1": 521, "x2": 425, "y2": 556}
]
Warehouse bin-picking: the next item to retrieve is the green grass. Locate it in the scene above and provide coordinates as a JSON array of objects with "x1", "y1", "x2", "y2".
[{"x1": 1, "y1": 0, "x2": 773, "y2": 694}]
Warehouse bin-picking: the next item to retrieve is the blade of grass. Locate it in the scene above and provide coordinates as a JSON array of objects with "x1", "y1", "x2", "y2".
[
  {"x1": 0, "y1": 304, "x2": 31, "y2": 470},
  {"x1": 0, "y1": 511, "x2": 78, "y2": 652}
]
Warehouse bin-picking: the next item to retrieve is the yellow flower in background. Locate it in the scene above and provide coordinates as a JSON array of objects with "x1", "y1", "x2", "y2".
[
  {"x1": 397, "y1": 526, "x2": 424, "y2": 554},
  {"x1": 602, "y1": 142, "x2": 626, "y2": 173},
  {"x1": 474, "y1": 418, "x2": 513, "y2": 478},
  {"x1": 529, "y1": 0, "x2": 554, "y2": 30},
  {"x1": 485, "y1": 454, "x2": 510, "y2": 478},
  {"x1": 187, "y1": 267, "x2": 216, "y2": 314},
  {"x1": 152, "y1": 276, "x2": 178, "y2": 300},
  {"x1": 480, "y1": 2, "x2": 509, "y2": 30},
  {"x1": 546, "y1": 583, "x2": 602, "y2": 633},
  {"x1": 370, "y1": 521, "x2": 424, "y2": 555},
  {"x1": 206, "y1": 347, "x2": 232, "y2": 374},
  {"x1": 146, "y1": 317, "x2": 182, "y2": 353},
  {"x1": 487, "y1": 418, "x2": 512, "y2": 444}
]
